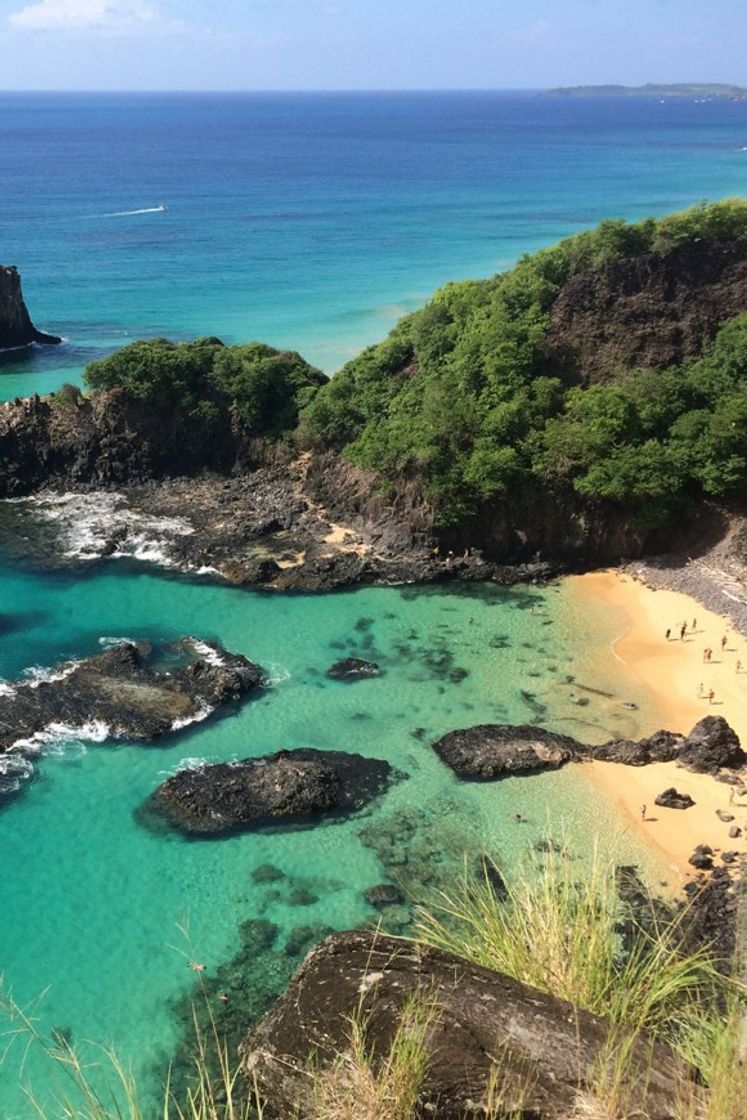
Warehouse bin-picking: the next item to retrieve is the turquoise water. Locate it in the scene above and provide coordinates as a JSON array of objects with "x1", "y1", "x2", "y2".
[
  {"x1": 0, "y1": 560, "x2": 665, "y2": 1115},
  {"x1": 1, "y1": 91, "x2": 747, "y2": 396},
  {"x1": 1, "y1": 90, "x2": 739, "y2": 1112}
]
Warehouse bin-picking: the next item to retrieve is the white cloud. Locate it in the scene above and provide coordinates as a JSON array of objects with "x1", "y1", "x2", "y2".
[{"x1": 8, "y1": 0, "x2": 158, "y2": 32}]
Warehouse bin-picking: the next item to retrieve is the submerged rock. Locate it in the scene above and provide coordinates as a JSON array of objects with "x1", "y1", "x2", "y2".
[
  {"x1": 432, "y1": 723, "x2": 582, "y2": 779},
  {"x1": 326, "y1": 657, "x2": 380, "y2": 681},
  {"x1": 0, "y1": 638, "x2": 263, "y2": 795},
  {"x1": 363, "y1": 883, "x2": 405, "y2": 908},
  {"x1": 240, "y1": 931, "x2": 695, "y2": 1120},
  {"x1": 149, "y1": 748, "x2": 396, "y2": 836}
]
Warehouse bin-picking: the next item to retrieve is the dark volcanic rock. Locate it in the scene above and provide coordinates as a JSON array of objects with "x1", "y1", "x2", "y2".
[
  {"x1": 677, "y1": 716, "x2": 747, "y2": 774},
  {"x1": 0, "y1": 638, "x2": 262, "y2": 796},
  {"x1": 432, "y1": 723, "x2": 582, "y2": 779},
  {"x1": 0, "y1": 265, "x2": 61, "y2": 349},
  {"x1": 240, "y1": 931, "x2": 695, "y2": 1120},
  {"x1": 654, "y1": 787, "x2": 695, "y2": 810},
  {"x1": 327, "y1": 657, "x2": 380, "y2": 681},
  {"x1": 688, "y1": 844, "x2": 714, "y2": 871},
  {"x1": 149, "y1": 749, "x2": 396, "y2": 836},
  {"x1": 593, "y1": 728, "x2": 683, "y2": 766}
]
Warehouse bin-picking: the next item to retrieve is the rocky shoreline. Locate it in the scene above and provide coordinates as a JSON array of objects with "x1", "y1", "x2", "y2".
[{"x1": 0, "y1": 638, "x2": 264, "y2": 797}]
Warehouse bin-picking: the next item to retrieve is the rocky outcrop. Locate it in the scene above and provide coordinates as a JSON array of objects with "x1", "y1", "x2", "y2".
[
  {"x1": 433, "y1": 718, "x2": 746, "y2": 780},
  {"x1": 148, "y1": 749, "x2": 396, "y2": 836},
  {"x1": 0, "y1": 266, "x2": 61, "y2": 349},
  {"x1": 240, "y1": 931, "x2": 696, "y2": 1120},
  {"x1": 432, "y1": 723, "x2": 582, "y2": 779},
  {"x1": 0, "y1": 639, "x2": 263, "y2": 796},
  {"x1": 655, "y1": 787, "x2": 695, "y2": 810},
  {"x1": 677, "y1": 715, "x2": 747, "y2": 773},
  {"x1": 547, "y1": 237, "x2": 747, "y2": 383},
  {"x1": 592, "y1": 728, "x2": 683, "y2": 766}
]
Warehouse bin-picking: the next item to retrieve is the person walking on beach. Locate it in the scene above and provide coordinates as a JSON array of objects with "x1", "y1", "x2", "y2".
[
  {"x1": 708, "y1": 689, "x2": 715, "y2": 705},
  {"x1": 680, "y1": 622, "x2": 687, "y2": 641},
  {"x1": 737, "y1": 659, "x2": 742, "y2": 674},
  {"x1": 698, "y1": 682, "x2": 704, "y2": 698},
  {"x1": 692, "y1": 618, "x2": 697, "y2": 632},
  {"x1": 721, "y1": 634, "x2": 728, "y2": 652},
  {"x1": 641, "y1": 804, "x2": 647, "y2": 821},
  {"x1": 665, "y1": 628, "x2": 671, "y2": 641}
]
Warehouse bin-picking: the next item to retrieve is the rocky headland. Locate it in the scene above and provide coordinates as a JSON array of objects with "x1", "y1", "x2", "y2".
[
  {"x1": 0, "y1": 638, "x2": 264, "y2": 796},
  {"x1": 147, "y1": 748, "x2": 397, "y2": 836},
  {"x1": 0, "y1": 265, "x2": 61, "y2": 349},
  {"x1": 1, "y1": 213, "x2": 747, "y2": 602}
]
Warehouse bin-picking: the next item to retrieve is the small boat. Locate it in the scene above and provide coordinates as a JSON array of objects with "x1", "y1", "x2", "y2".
[{"x1": 155, "y1": 204, "x2": 168, "y2": 212}]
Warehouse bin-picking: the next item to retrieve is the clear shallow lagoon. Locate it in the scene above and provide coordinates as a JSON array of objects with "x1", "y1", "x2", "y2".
[
  {"x1": 0, "y1": 557, "x2": 665, "y2": 1115},
  {"x1": 1, "y1": 90, "x2": 747, "y2": 393}
]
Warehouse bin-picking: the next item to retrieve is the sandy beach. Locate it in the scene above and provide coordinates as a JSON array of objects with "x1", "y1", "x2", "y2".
[{"x1": 570, "y1": 569, "x2": 747, "y2": 880}]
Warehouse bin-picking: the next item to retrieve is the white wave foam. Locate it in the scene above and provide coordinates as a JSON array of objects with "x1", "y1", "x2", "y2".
[
  {"x1": 6, "y1": 492, "x2": 193, "y2": 568},
  {"x1": 98, "y1": 635, "x2": 134, "y2": 650},
  {"x1": 23, "y1": 660, "x2": 79, "y2": 688},
  {"x1": 0, "y1": 680, "x2": 17, "y2": 697},
  {"x1": 0, "y1": 752, "x2": 35, "y2": 793},
  {"x1": 9, "y1": 719, "x2": 112, "y2": 754},
  {"x1": 263, "y1": 661, "x2": 291, "y2": 686},
  {"x1": 187, "y1": 639, "x2": 226, "y2": 667},
  {"x1": 170, "y1": 705, "x2": 213, "y2": 731}
]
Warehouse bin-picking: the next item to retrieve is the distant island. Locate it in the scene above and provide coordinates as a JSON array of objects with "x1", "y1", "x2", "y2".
[{"x1": 547, "y1": 83, "x2": 747, "y2": 100}]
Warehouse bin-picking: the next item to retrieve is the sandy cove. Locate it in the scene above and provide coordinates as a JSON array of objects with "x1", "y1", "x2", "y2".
[{"x1": 569, "y1": 569, "x2": 747, "y2": 881}]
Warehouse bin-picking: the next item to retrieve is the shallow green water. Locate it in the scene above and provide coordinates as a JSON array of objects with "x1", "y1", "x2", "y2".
[{"x1": 0, "y1": 559, "x2": 667, "y2": 1115}]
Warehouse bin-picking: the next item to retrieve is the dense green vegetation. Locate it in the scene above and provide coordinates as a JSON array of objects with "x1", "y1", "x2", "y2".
[
  {"x1": 82, "y1": 201, "x2": 747, "y2": 528},
  {"x1": 301, "y1": 199, "x2": 747, "y2": 525},
  {"x1": 84, "y1": 337, "x2": 327, "y2": 437}
]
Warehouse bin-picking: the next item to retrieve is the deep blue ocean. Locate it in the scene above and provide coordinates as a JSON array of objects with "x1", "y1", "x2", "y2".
[{"x1": 1, "y1": 92, "x2": 746, "y2": 1115}]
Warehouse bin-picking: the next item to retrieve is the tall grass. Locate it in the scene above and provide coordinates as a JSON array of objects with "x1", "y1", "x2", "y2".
[
  {"x1": 413, "y1": 844, "x2": 729, "y2": 1046},
  {"x1": 309, "y1": 993, "x2": 436, "y2": 1120},
  {"x1": 0, "y1": 978, "x2": 259, "y2": 1120},
  {"x1": 413, "y1": 844, "x2": 746, "y2": 1118}
]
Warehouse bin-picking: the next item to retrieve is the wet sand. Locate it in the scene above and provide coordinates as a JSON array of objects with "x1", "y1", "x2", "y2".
[{"x1": 570, "y1": 569, "x2": 747, "y2": 880}]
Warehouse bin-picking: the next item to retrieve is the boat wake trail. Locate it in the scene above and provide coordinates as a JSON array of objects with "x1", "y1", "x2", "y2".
[{"x1": 101, "y1": 206, "x2": 168, "y2": 217}]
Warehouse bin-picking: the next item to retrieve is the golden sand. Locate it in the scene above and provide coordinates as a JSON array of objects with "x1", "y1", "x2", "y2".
[{"x1": 568, "y1": 570, "x2": 747, "y2": 881}]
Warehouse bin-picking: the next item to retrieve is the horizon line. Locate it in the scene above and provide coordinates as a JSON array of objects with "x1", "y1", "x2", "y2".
[{"x1": 0, "y1": 82, "x2": 744, "y2": 95}]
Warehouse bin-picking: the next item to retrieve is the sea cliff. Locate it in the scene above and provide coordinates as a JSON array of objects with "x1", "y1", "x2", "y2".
[{"x1": 0, "y1": 265, "x2": 61, "y2": 349}]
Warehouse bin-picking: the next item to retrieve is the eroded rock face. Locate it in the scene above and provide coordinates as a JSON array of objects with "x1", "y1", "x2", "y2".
[
  {"x1": 0, "y1": 639, "x2": 263, "y2": 796},
  {"x1": 240, "y1": 931, "x2": 695, "y2": 1120},
  {"x1": 0, "y1": 266, "x2": 61, "y2": 349},
  {"x1": 547, "y1": 238, "x2": 747, "y2": 383},
  {"x1": 432, "y1": 723, "x2": 583, "y2": 779},
  {"x1": 148, "y1": 749, "x2": 396, "y2": 836}
]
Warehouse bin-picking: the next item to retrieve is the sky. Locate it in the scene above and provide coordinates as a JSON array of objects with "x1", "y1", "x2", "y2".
[{"x1": 0, "y1": 0, "x2": 745, "y2": 91}]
